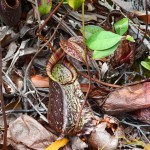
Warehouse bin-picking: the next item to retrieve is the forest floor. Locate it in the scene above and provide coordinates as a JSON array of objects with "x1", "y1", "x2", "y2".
[{"x1": 0, "y1": 0, "x2": 150, "y2": 150}]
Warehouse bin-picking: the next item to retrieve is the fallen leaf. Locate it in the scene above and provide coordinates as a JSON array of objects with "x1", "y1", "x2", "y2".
[
  {"x1": 135, "y1": 12, "x2": 150, "y2": 24},
  {"x1": 70, "y1": 137, "x2": 88, "y2": 150},
  {"x1": 89, "y1": 115, "x2": 122, "y2": 150},
  {"x1": 80, "y1": 83, "x2": 94, "y2": 93},
  {"x1": 45, "y1": 138, "x2": 69, "y2": 150},
  {"x1": 31, "y1": 75, "x2": 49, "y2": 87},
  {"x1": 7, "y1": 115, "x2": 57, "y2": 150},
  {"x1": 111, "y1": 40, "x2": 135, "y2": 68},
  {"x1": 102, "y1": 81, "x2": 150, "y2": 115},
  {"x1": 130, "y1": 108, "x2": 150, "y2": 124}
]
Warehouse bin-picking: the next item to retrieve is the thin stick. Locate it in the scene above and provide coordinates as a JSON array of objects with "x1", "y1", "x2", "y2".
[
  {"x1": 140, "y1": 0, "x2": 149, "y2": 45},
  {"x1": 23, "y1": 2, "x2": 67, "y2": 94},
  {"x1": 36, "y1": 0, "x2": 64, "y2": 52},
  {"x1": 0, "y1": 45, "x2": 7, "y2": 150},
  {"x1": 74, "y1": 2, "x2": 92, "y2": 131},
  {"x1": 78, "y1": 71, "x2": 121, "y2": 88}
]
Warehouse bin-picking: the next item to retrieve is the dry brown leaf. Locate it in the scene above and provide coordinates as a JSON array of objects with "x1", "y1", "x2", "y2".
[
  {"x1": 70, "y1": 137, "x2": 88, "y2": 150},
  {"x1": 130, "y1": 108, "x2": 150, "y2": 124},
  {"x1": 7, "y1": 115, "x2": 57, "y2": 150},
  {"x1": 111, "y1": 40, "x2": 135, "y2": 68},
  {"x1": 89, "y1": 115, "x2": 122, "y2": 150},
  {"x1": 102, "y1": 82, "x2": 150, "y2": 115},
  {"x1": 31, "y1": 75, "x2": 49, "y2": 88},
  {"x1": 135, "y1": 12, "x2": 150, "y2": 24},
  {"x1": 80, "y1": 83, "x2": 94, "y2": 93}
]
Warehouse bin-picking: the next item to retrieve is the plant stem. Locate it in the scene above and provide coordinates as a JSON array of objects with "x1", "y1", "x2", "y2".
[
  {"x1": 74, "y1": 2, "x2": 92, "y2": 131},
  {"x1": 0, "y1": 45, "x2": 7, "y2": 150}
]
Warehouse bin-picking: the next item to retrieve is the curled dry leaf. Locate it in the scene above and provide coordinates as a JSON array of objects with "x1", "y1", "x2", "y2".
[
  {"x1": 89, "y1": 115, "x2": 122, "y2": 150},
  {"x1": 60, "y1": 36, "x2": 86, "y2": 62},
  {"x1": 130, "y1": 108, "x2": 150, "y2": 124},
  {"x1": 7, "y1": 115, "x2": 57, "y2": 150},
  {"x1": 111, "y1": 40, "x2": 135, "y2": 68},
  {"x1": 31, "y1": 75, "x2": 49, "y2": 88},
  {"x1": 102, "y1": 82, "x2": 150, "y2": 115}
]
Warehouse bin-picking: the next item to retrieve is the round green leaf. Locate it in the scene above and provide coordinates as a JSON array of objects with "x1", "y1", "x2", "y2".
[
  {"x1": 38, "y1": 0, "x2": 52, "y2": 15},
  {"x1": 114, "y1": 18, "x2": 129, "y2": 35},
  {"x1": 92, "y1": 42, "x2": 119, "y2": 59},
  {"x1": 141, "y1": 61, "x2": 150, "y2": 71},
  {"x1": 67, "y1": 0, "x2": 84, "y2": 10},
  {"x1": 80, "y1": 25, "x2": 104, "y2": 39},
  {"x1": 86, "y1": 31, "x2": 122, "y2": 51}
]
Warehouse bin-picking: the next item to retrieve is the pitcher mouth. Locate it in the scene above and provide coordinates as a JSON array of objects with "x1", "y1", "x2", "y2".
[{"x1": 4, "y1": 0, "x2": 19, "y2": 9}]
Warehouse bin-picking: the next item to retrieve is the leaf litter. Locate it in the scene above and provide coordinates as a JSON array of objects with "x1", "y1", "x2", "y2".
[{"x1": 0, "y1": 0, "x2": 150, "y2": 150}]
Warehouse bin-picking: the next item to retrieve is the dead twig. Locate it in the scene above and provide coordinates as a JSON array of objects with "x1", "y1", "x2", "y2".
[
  {"x1": 0, "y1": 45, "x2": 7, "y2": 150},
  {"x1": 78, "y1": 71, "x2": 120, "y2": 88}
]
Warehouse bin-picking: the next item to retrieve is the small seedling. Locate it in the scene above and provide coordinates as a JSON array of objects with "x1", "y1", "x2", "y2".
[
  {"x1": 141, "y1": 56, "x2": 150, "y2": 71},
  {"x1": 81, "y1": 18, "x2": 135, "y2": 59}
]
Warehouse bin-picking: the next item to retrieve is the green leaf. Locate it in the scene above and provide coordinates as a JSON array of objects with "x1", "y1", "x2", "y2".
[
  {"x1": 93, "y1": 42, "x2": 119, "y2": 59},
  {"x1": 86, "y1": 31, "x2": 122, "y2": 51},
  {"x1": 126, "y1": 35, "x2": 135, "y2": 42},
  {"x1": 141, "y1": 61, "x2": 150, "y2": 71},
  {"x1": 114, "y1": 18, "x2": 129, "y2": 35},
  {"x1": 80, "y1": 25, "x2": 104, "y2": 39},
  {"x1": 67, "y1": 0, "x2": 84, "y2": 10},
  {"x1": 38, "y1": 0, "x2": 52, "y2": 15}
]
